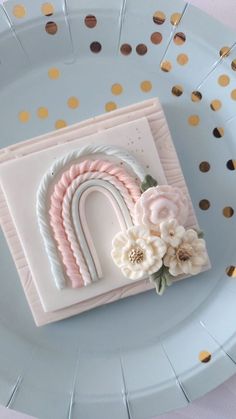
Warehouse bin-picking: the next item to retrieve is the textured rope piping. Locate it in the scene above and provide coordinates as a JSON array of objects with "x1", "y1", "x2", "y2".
[
  {"x1": 51, "y1": 162, "x2": 141, "y2": 288},
  {"x1": 72, "y1": 179, "x2": 134, "y2": 282},
  {"x1": 37, "y1": 145, "x2": 147, "y2": 289}
]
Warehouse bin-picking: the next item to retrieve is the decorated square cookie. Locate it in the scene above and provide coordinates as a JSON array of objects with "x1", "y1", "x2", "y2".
[{"x1": 0, "y1": 99, "x2": 210, "y2": 326}]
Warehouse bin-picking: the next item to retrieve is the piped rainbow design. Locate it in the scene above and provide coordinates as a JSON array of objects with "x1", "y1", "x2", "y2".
[{"x1": 36, "y1": 145, "x2": 147, "y2": 290}]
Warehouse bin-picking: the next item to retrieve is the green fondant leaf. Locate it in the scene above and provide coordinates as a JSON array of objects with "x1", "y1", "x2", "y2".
[
  {"x1": 197, "y1": 231, "x2": 204, "y2": 239},
  {"x1": 141, "y1": 175, "x2": 158, "y2": 192},
  {"x1": 193, "y1": 228, "x2": 205, "y2": 239},
  {"x1": 150, "y1": 265, "x2": 173, "y2": 295}
]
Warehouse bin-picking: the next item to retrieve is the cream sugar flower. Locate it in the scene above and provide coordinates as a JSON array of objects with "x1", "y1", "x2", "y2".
[
  {"x1": 164, "y1": 229, "x2": 208, "y2": 276},
  {"x1": 111, "y1": 225, "x2": 166, "y2": 280},
  {"x1": 160, "y1": 219, "x2": 185, "y2": 247}
]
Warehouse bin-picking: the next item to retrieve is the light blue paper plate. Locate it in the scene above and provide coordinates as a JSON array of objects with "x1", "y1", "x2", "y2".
[{"x1": 0, "y1": 1, "x2": 236, "y2": 418}]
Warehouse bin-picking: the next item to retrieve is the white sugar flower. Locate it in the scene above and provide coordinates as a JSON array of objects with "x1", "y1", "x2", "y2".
[
  {"x1": 164, "y1": 229, "x2": 208, "y2": 277},
  {"x1": 111, "y1": 226, "x2": 167, "y2": 280},
  {"x1": 160, "y1": 219, "x2": 185, "y2": 247}
]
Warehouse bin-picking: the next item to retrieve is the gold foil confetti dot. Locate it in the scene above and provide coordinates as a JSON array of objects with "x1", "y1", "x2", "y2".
[
  {"x1": 223, "y1": 206, "x2": 234, "y2": 218},
  {"x1": 150, "y1": 32, "x2": 163, "y2": 45},
  {"x1": 199, "y1": 199, "x2": 210, "y2": 210},
  {"x1": 226, "y1": 266, "x2": 236, "y2": 277},
  {"x1": 136, "y1": 44, "x2": 148, "y2": 55},
  {"x1": 210, "y1": 99, "x2": 222, "y2": 111},
  {"x1": 227, "y1": 160, "x2": 236, "y2": 170},
  {"x1": 67, "y1": 97, "x2": 79, "y2": 109},
  {"x1": 111, "y1": 83, "x2": 123, "y2": 95},
  {"x1": 45, "y1": 21, "x2": 58, "y2": 35},
  {"x1": 153, "y1": 11, "x2": 166, "y2": 25},
  {"x1": 140, "y1": 81, "x2": 152, "y2": 92},
  {"x1": 231, "y1": 89, "x2": 236, "y2": 100},
  {"x1": 13, "y1": 4, "x2": 26, "y2": 18},
  {"x1": 84, "y1": 15, "x2": 97, "y2": 28},
  {"x1": 37, "y1": 107, "x2": 48, "y2": 119},
  {"x1": 55, "y1": 119, "x2": 67, "y2": 129},
  {"x1": 199, "y1": 351, "x2": 212, "y2": 363},
  {"x1": 231, "y1": 59, "x2": 236, "y2": 71},
  {"x1": 218, "y1": 74, "x2": 230, "y2": 86},
  {"x1": 48, "y1": 67, "x2": 60, "y2": 79},
  {"x1": 177, "y1": 53, "x2": 189, "y2": 65},
  {"x1": 188, "y1": 115, "x2": 200, "y2": 126},
  {"x1": 41, "y1": 3, "x2": 54, "y2": 16},
  {"x1": 213, "y1": 127, "x2": 224, "y2": 138},
  {"x1": 170, "y1": 12, "x2": 181, "y2": 25},
  {"x1": 120, "y1": 44, "x2": 132, "y2": 55},
  {"x1": 191, "y1": 91, "x2": 202, "y2": 102},
  {"x1": 174, "y1": 32, "x2": 186, "y2": 45},
  {"x1": 172, "y1": 85, "x2": 183, "y2": 97},
  {"x1": 90, "y1": 41, "x2": 102, "y2": 53},
  {"x1": 220, "y1": 46, "x2": 231, "y2": 57},
  {"x1": 18, "y1": 111, "x2": 30, "y2": 123},
  {"x1": 199, "y1": 161, "x2": 210, "y2": 173},
  {"x1": 105, "y1": 102, "x2": 117, "y2": 112},
  {"x1": 161, "y1": 60, "x2": 172, "y2": 72}
]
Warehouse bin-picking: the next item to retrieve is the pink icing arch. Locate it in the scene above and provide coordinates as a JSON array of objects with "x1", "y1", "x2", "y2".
[{"x1": 49, "y1": 159, "x2": 141, "y2": 288}]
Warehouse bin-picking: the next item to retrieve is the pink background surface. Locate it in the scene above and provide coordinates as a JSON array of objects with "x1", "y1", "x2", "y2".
[{"x1": 0, "y1": 0, "x2": 235, "y2": 418}]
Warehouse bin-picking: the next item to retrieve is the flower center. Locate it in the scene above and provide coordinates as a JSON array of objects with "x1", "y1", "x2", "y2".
[
  {"x1": 176, "y1": 244, "x2": 193, "y2": 262},
  {"x1": 128, "y1": 247, "x2": 144, "y2": 264},
  {"x1": 169, "y1": 229, "x2": 175, "y2": 237}
]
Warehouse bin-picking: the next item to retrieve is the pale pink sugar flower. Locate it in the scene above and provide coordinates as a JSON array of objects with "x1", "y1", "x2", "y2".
[{"x1": 134, "y1": 185, "x2": 189, "y2": 232}]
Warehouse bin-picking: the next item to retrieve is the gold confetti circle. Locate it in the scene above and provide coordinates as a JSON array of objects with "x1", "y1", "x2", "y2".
[
  {"x1": 140, "y1": 81, "x2": 152, "y2": 92},
  {"x1": 218, "y1": 74, "x2": 230, "y2": 87},
  {"x1": 105, "y1": 102, "x2": 117, "y2": 112},
  {"x1": 227, "y1": 159, "x2": 236, "y2": 170},
  {"x1": 111, "y1": 83, "x2": 123, "y2": 95},
  {"x1": 188, "y1": 115, "x2": 200, "y2": 126},
  {"x1": 120, "y1": 43, "x2": 132, "y2": 55},
  {"x1": 90, "y1": 41, "x2": 102, "y2": 53},
  {"x1": 220, "y1": 46, "x2": 230, "y2": 57},
  {"x1": 136, "y1": 44, "x2": 148, "y2": 55},
  {"x1": 55, "y1": 119, "x2": 67, "y2": 129},
  {"x1": 199, "y1": 351, "x2": 212, "y2": 363},
  {"x1": 48, "y1": 67, "x2": 60, "y2": 79},
  {"x1": 223, "y1": 206, "x2": 234, "y2": 218},
  {"x1": 153, "y1": 11, "x2": 166, "y2": 25},
  {"x1": 67, "y1": 97, "x2": 79, "y2": 109},
  {"x1": 226, "y1": 266, "x2": 236, "y2": 277},
  {"x1": 191, "y1": 91, "x2": 202, "y2": 102},
  {"x1": 18, "y1": 110, "x2": 30, "y2": 123},
  {"x1": 231, "y1": 59, "x2": 236, "y2": 71},
  {"x1": 160, "y1": 60, "x2": 172, "y2": 72},
  {"x1": 170, "y1": 12, "x2": 181, "y2": 25},
  {"x1": 210, "y1": 99, "x2": 222, "y2": 111},
  {"x1": 150, "y1": 32, "x2": 162, "y2": 45},
  {"x1": 213, "y1": 127, "x2": 224, "y2": 138},
  {"x1": 13, "y1": 4, "x2": 26, "y2": 18},
  {"x1": 84, "y1": 15, "x2": 97, "y2": 28},
  {"x1": 231, "y1": 89, "x2": 236, "y2": 100},
  {"x1": 45, "y1": 21, "x2": 58, "y2": 35},
  {"x1": 172, "y1": 85, "x2": 183, "y2": 97},
  {"x1": 37, "y1": 107, "x2": 48, "y2": 119},
  {"x1": 41, "y1": 3, "x2": 54, "y2": 16},
  {"x1": 174, "y1": 32, "x2": 186, "y2": 45},
  {"x1": 177, "y1": 53, "x2": 189, "y2": 65},
  {"x1": 199, "y1": 161, "x2": 210, "y2": 173},
  {"x1": 199, "y1": 199, "x2": 210, "y2": 210}
]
